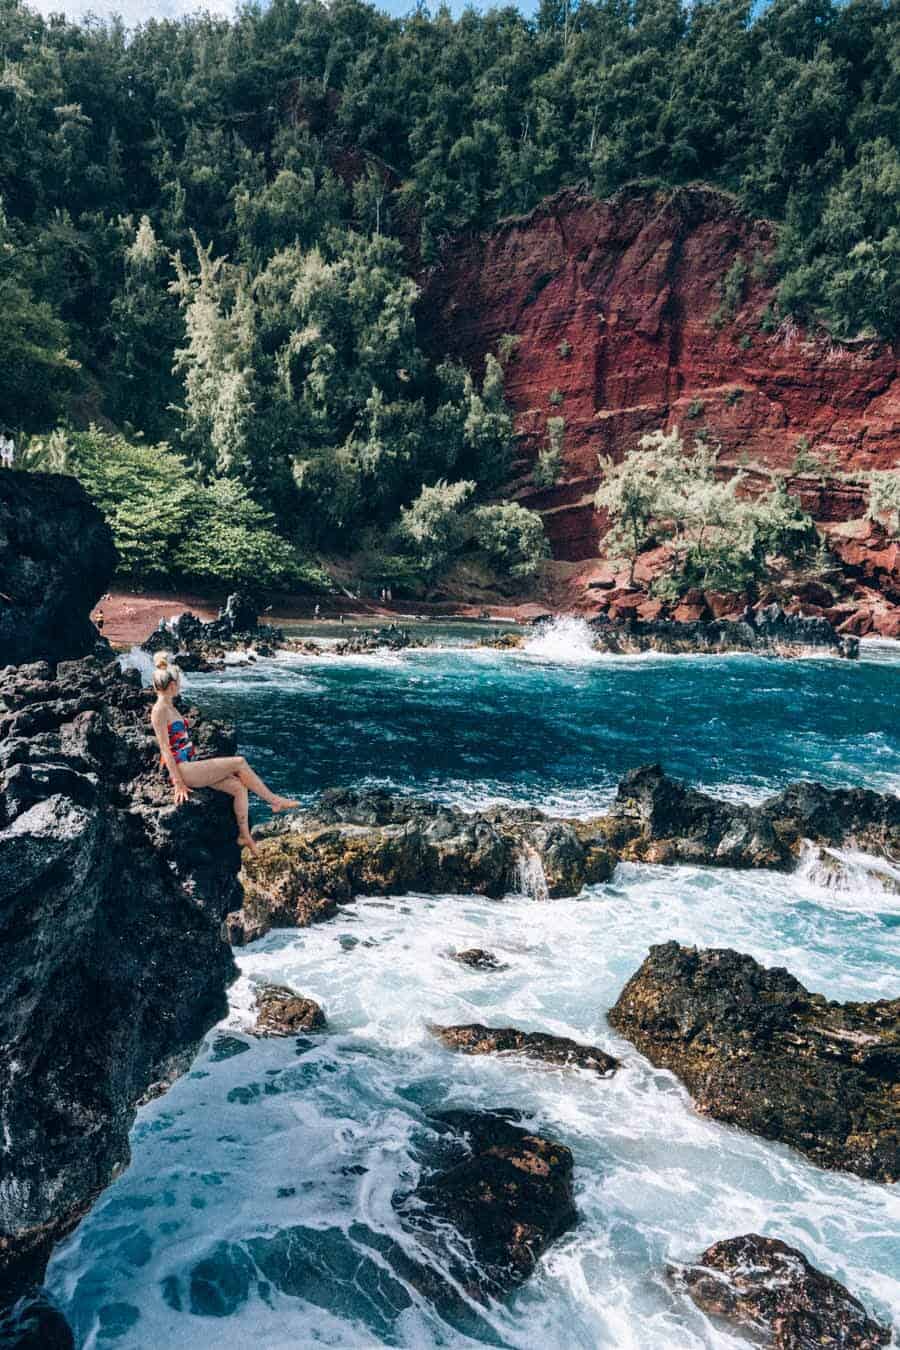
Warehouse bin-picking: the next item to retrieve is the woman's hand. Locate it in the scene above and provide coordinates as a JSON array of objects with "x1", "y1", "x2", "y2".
[{"x1": 173, "y1": 776, "x2": 191, "y2": 806}]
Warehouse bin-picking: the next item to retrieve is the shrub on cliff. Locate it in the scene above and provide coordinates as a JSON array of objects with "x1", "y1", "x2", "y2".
[
  {"x1": 867, "y1": 470, "x2": 900, "y2": 538},
  {"x1": 398, "y1": 480, "x2": 475, "y2": 576},
  {"x1": 471, "y1": 502, "x2": 550, "y2": 577},
  {"x1": 597, "y1": 429, "x2": 815, "y2": 595}
]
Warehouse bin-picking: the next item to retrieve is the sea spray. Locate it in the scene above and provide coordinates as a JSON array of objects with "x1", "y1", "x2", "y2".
[{"x1": 522, "y1": 616, "x2": 598, "y2": 663}]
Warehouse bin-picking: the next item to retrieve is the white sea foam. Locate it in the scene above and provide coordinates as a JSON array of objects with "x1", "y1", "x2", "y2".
[
  {"x1": 47, "y1": 865, "x2": 900, "y2": 1348},
  {"x1": 522, "y1": 616, "x2": 599, "y2": 663}
]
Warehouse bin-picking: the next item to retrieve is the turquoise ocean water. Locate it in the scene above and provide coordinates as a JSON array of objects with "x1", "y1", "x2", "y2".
[{"x1": 47, "y1": 625, "x2": 900, "y2": 1347}]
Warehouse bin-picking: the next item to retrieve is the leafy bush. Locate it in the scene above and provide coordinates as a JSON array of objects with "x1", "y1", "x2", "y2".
[
  {"x1": 174, "y1": 477, "x2": 304, "y2": 591},
  {"x1": 471, "y1": 502, "x2": 550, "y2": 577},
  {"x1": 398, "y1": 479, "x2": 476, "y2": 576},
  {"x1": 533, "y1": 416, "x2": 565, "y2": 488},
  {"x1": 867, "y1": 470, "x2": 900, "y2": 537}
]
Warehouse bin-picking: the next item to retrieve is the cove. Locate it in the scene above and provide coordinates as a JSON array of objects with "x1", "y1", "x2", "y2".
[{"x1": 46, "y1": 634, "x2": 900, "y2": 1348}]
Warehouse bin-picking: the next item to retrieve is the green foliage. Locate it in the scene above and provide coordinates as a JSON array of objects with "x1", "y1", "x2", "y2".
[
  {"x1": 713, "y1": 256, "x2": 748, "y2": 327},
  {"x1": 548, "y1": 388, "x2": 564, "y2": 407},
  {"x1": 497, "y1": 334, "x2": 522, "y2": 364},
  {"x1": 597, "y1": 426, "x2": 815, "y2": 594},
  {"x1": 173, "y1": 477, "x2": 305, "y2": 590},
  {"x1": 471, "y1": 501, "x2": 550, "y2": 578},
  {"x1": 687, "y1": 399, "x2": 704, "y2": 420},
  {"x1": 398, "y1": 479, "x2": 475, "y2": 577},
  {"x1": 866, "y1": 470, "x2": 900, "y2": 537},
  {"x1": 533, "y1": 416, "x2": 565, "y2": 489},
  {"x1": 556, "y1": 338, "x2": 572, "y2": 358}
]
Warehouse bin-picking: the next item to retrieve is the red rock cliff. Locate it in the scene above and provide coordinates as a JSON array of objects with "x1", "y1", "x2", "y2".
[{"x1": 421, "y1": 186, "x2": 900, "y2": 625}]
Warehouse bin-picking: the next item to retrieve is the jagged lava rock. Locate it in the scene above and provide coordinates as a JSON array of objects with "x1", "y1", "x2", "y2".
[
  {"x1": 452, "y1": 948, "x2": 505, "y2": 970},
  {"x1": 609, "y1": 942, "x2": 899, "y2": 1181},
  {"x1": 671, "y1": 1234, "x2": 891, "y2": 1349},
  {"x1": 0, "y1": 655, "x2": 242, "y2": 1301},
  {"x1": 431, "y1": 1023, "x2": 619, "y2": 1077},
  {"x1": 606, "y1": 764, "x2": 900, "y2": 868},
  {"x1": 0, "y1": 472, "x2": 116, "y2": 666},
  {"x1": 590, "y1": 605, "x2": 858, "y2": 659},
  {"x1": 400, "y1": 1109, "x2": 577, "y2": 1299},
  {"x1": 237, "y1": 789, "x2": 615, "y2": 938},
  {"x1": 253, "y1": 986, "x2": 326, "y2": 1036}
]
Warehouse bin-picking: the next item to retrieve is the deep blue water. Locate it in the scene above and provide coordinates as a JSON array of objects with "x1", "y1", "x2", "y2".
[
  {"x1": 190, "y1": 629, "x2": 900, "y2": 815},
  {"x1": 47, "y1": 630, "x2": 900, "y2": 1348}
]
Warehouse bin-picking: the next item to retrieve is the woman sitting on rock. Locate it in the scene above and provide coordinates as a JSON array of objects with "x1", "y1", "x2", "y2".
[{"x1": 150, "y1": 651, "x2": 297, "y2": 855}]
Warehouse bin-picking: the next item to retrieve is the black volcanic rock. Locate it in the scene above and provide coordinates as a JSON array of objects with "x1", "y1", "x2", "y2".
[
  {"x1": 452, "y1": 948, "x2": 505, "y2": 970},
  {"x1": 238, "y1": 790, "x2": 616, "y2": 937},
  {"x1": 671, "y1": 1233, "x2": 890, "y2": 1348},
  {"x1": 431, "y1": 1023, "x2": 619, "y2": 1077},
  {"x1": 0, "y1": 472, "x2": 116, "y2": 666},
  {"x1": 609, "y1": 942, "x2": 899, "y2": 1181},
  {"x1": 606, "y1": 764, "x2": 900, "y2": 868},
  {"x1": 0, "y1": 655, "x2": 242, "y2": 1302},
  {"x1": 253, "y1": 985, "x2": 326, "y2": 1036},
  {"x1": 590, "y1": 605, "x2": 859, "y2": 659},
  {"x1": 399, "y1": 1109, "x2": 577, "y2": 1299}
]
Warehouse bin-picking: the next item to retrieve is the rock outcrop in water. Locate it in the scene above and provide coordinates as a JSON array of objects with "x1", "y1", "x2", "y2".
[
  {"x1": 590, "y1": 605, "x2": 859, "y2": 659},
  {"x1": 609, "y1": 942, "x2": 899, "y2": 1181},
  {"x1": 0, "y1": 472, "x2": 116, "y2": 666},
  {"x1": 671, "y1": 1234, "x2": 891, "y2": 1348},
  {"x1": 400, "y1": 1108, "x2": 577, "y2": 1300},
  {"x1": 142, "y1": 591, "x2": 284, "y2": 667},
  {"x1": 234, "y1": 788, "x2": 616, "y2": 940},
  {"x1": 253, "y1": 986, "x2": 326, "y2": 1036},
  {"x1": 606, "y1": 764, "x2": 900, "y2": 870},
  {"x1": 431, "y1": 1024, "x2": 619, "y2": 1077}
]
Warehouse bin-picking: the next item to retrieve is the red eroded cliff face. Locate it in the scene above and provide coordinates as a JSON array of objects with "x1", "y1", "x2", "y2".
[{"x1": 420, "y1": 186, "x2": 900, "y2": 627}]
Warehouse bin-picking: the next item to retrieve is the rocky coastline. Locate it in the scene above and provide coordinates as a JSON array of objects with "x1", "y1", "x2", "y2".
[
  {"x1": 233, "y1": 767, "x2": 900, "y2": 940},
  {"x1": 0, "y1": 476, "x2": 242, "y2": 1343}
]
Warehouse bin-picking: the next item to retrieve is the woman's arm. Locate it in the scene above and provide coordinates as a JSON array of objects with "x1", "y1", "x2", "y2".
[{"x1": 150, "y1": 703, "x2": 191, "y2": 805}]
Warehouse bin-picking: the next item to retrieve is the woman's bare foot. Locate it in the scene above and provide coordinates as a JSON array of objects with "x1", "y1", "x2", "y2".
[
  {"x1": 270, "y1": 796, "x2": 299, "y2": 813},
  {"x1": 237, "y1": 832, "x2": 260, "y2": 856}
]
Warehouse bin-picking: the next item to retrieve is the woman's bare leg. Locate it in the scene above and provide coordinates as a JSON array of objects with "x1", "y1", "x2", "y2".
[
  {"x1": 180, "y1": 755, "x2": 297, "y2": 812},
  {"x1": 209, "y1": 773, "x2": 256, "y2": 855}
]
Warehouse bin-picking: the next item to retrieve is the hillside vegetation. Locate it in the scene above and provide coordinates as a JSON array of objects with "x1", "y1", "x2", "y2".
[{"x1": 2, "y1": 0, "x2": 898, "y2": 589}]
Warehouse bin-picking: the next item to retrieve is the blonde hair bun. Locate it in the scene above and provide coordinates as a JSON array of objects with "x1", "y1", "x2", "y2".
[{"x1": 151, "y1": 650, "x2": 180, "y2": 691}]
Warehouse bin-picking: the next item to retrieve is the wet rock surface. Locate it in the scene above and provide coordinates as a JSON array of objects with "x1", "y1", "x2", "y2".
[
  {"x1": 609, "y1": 942, "x2": 899, "y2": 1181},
  {"x1": 0, "y1": 472, "x2": 116, "y2": 666},
  {"x1": 606, "y1": 764, "x2": 900, "y2": 869},
  {"x1": 431, "y1": 1023, "x2": 619, "y2": 1077},
  {"x1": 671, "y1": 1233, "x2": 891, "y2": 1348},
  {"x1": 253, "y1": 986, "x2": 326, "y2": 1036},
  {"x1": 452, "y1": 948, "x2": 506, "y2": 970},
  {"x1": 141, "y1": 591, "x2": 283, "y2": 666},
  {"x1": 591, "y1": 605, "x2": 858, "y2": 659},
  {"x1": 238, "y1": 789, "x2": 616, "y2": 937},
  {"x1": 399, "y1": 1108, "x2": 577, "y2": 1299},
  {"x1": 0, "y1": 655, "x2": 242, "y2": 1303}
]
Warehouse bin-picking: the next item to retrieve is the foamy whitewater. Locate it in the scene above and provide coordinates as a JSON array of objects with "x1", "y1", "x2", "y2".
[{"x1": 63, "y1": 629, "x2": 899, "y2": 1347}]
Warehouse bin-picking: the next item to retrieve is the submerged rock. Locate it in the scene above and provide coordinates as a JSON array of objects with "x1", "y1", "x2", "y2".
[
  {"x1": 609, "y1": 942, "x2": 899, "y2": 1181},
  {"x1": 431, "y1": 1023, "x2": 619, "y2": 1077},
  {"x1": 400, "y1": 1108, "x2": 577, "y2": 1299},
  {"x1": 452, "y1": 948, "x2": 506, "y2": 970},
  {"x1": 0, "y1": 655, "x2": 242, "y2": 1302},
  {"x1": 238, "y1": 789, "x2": 616, "y2": 937},
  {"x1": 606, "y1": 764, "x2": 900, "y2": 869},
  {"x1": 253, "y1": 986, "x2": 327, "y2": 1036},
  {"x1": 671, "y1": 1233, "x2": 891, "y2": 1348}
]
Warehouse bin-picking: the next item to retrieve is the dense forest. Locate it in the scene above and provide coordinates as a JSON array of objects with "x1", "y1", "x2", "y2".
[{"x1": 2, "y1": 0, "x2": 898, "y2": 590}]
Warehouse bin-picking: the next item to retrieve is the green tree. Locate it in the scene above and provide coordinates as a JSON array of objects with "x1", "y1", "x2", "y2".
[
  {"x1": 174, "y1": 477, "x2": 301, "y2": 590},
  {"x1": 471, "y1": 501, "x2": 550, "y2": 577},
  {"x1": 398, "y1": 479, "x2": 475, "y2": 576}
]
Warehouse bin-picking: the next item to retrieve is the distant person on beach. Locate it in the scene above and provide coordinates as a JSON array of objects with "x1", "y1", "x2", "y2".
[
  {"x1": 314, "y1": 603, "x2": 320, "y2": 619},
  {"x1": 150, "y1": 652, "x2": 297, "y2": 856},
  {"x1": 0, "y1": 435, "x2": 14, "y2": 469}
]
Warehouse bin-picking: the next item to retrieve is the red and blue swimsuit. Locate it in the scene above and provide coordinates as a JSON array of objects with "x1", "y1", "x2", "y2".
[{"x1": 165, "y1": 717, "x2": 196, "y2": 765}]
